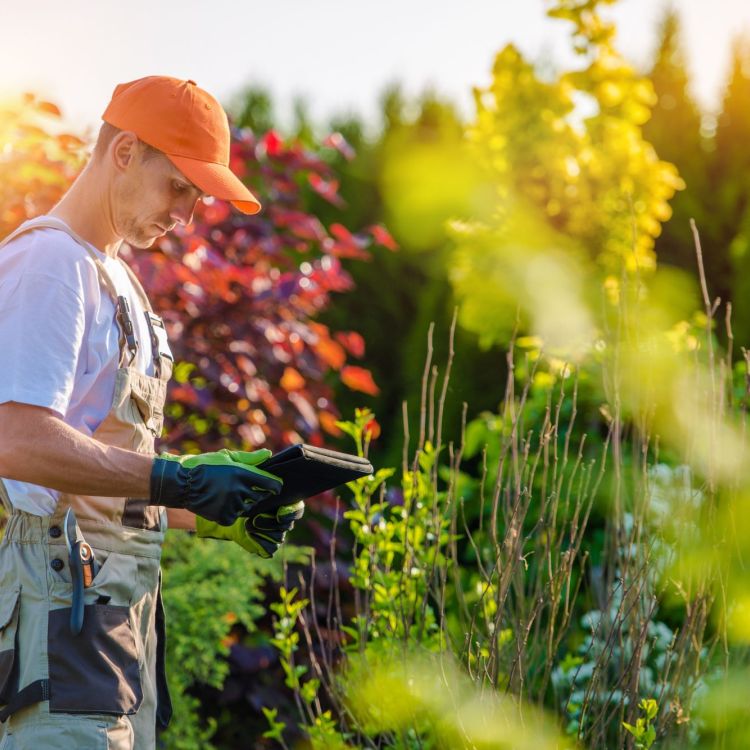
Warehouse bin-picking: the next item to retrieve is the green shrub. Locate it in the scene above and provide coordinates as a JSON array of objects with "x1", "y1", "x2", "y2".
[{"x1": 160, "y1": 531, "x2": 309, "y2": 749}]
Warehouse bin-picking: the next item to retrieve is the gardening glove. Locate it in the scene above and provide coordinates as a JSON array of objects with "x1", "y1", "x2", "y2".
[
  {"x1": 151, "y1": 449, "x2": 283, "y2": 526},
  {"x1": 195, "y1": 500, "x2": 305, "y2": 558}
]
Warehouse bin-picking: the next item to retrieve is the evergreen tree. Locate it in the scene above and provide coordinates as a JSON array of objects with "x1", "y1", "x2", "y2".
[
  {"x1": 291, "y1": 97, "x2": 315, "y2": 144},
  {"x1": 713, "y1": 37, "x2": 750, "y2": 194},
  {"x1": 643, "y1": 9, "x2": 712, "y2": 286},
  {"x1": 710, "y1": 36, "x2": 750, "y2": 341},
  {"x1": 232, "y1": 85, "x2": 275, "y2": 134}
]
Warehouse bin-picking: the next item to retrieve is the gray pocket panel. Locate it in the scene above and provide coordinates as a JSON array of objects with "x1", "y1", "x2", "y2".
[{"x1": 48, "y1": 604, "x2": 142, "y2": 715}]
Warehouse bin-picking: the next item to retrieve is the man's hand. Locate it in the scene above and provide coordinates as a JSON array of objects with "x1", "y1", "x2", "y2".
[
  {"x1": 151, "y1": 449, "x2": 283, "y2": 526},
  {"x1": 195, "y1": 501, "x2": 305, "y2": 558}
]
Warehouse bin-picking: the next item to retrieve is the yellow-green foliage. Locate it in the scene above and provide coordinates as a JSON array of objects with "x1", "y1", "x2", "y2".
[
  {"x1": 344, "y1": 649, "x2": 567, "y2": 750},
  {"x1": 623, "y1": 698, "x2": 659, "y2": 749},
  {"x1": 451, "y1": 0, "x2": 684, "y2": 348}
]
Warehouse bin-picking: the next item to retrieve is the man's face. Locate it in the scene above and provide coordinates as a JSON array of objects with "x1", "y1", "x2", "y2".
[{"x1": 114, "y1": 142, "x2": 205, "y2": 249}]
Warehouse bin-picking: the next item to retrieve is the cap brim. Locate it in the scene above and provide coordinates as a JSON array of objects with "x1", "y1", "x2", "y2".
[{"x1": 166, "y1": 154, "x2": 261, "y2": 215}]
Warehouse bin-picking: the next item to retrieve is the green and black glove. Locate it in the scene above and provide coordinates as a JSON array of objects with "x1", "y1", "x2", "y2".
[
  {"x1": 150, "y1": 449, "x2": 282, "y2": 526},
  {"x1": 196, "y1": 500, "x2": 305, "y2": 558}
]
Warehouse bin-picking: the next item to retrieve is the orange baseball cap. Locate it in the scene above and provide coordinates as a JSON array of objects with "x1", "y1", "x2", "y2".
[{"x1": 102, "y1": 76, "x2": 261, "y2": 215}]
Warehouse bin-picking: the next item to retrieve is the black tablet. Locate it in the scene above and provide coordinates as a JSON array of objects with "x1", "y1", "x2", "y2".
[{"x1": 256, "y1": 443, "x2": 373, "y2": 507}]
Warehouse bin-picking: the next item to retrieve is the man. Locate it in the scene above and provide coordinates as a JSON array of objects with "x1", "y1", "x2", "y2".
[{"x1": 0, "y1": 76, "x2": 304, "y2": 749}]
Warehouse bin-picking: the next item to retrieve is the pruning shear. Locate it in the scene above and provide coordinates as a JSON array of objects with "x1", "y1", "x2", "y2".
[{"x1": 64, "y1": 507, "x2": 98, "y2": 636}]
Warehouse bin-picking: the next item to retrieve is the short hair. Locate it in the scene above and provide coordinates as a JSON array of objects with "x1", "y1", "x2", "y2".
[{"x1": 92, "y1": 122, "x2": 161, "y2": 163}]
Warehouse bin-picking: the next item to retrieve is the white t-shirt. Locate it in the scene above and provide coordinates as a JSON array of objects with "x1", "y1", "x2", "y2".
[{"x1": 0, "y1": 219, "x2": 162, "y2": 515}]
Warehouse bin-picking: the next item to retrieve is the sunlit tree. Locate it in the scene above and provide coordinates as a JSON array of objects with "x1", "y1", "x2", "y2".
[{"x1": 450, "y1": 0, "x2": 684, "y2": 350}]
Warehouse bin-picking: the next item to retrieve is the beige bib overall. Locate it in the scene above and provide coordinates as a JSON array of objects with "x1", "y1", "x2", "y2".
[{"x1": 0, "y1": 217, "x2": 173, "y2": 749}]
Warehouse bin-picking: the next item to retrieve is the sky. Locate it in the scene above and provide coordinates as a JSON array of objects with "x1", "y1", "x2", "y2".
[{"x1": 2, "y1": 0, "x2": 750, "y2": 138}]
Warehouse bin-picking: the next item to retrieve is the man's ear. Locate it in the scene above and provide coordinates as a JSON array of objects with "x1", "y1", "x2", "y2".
[{"x1": 110, "y1": 131, "x2": 140, "y2": 173}]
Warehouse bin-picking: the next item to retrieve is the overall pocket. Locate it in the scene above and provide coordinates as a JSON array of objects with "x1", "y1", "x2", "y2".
[
  {"x1": 130, "y1": 390, "x2": 163, "y2": 437},
  {"x1": 0, "y1": 587, "x2": 20, "y2": 705},
  {"x1": 49, "y1": 549, "x2": 139, "y2": 609},
  {"x1": 48, "y1": 604, "x2": 142, "y2": 715}
]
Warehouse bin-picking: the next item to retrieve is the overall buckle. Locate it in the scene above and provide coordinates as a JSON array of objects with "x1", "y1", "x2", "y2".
[{"x1": 117, "y1": 295, "x2": 139, "y2": 364}]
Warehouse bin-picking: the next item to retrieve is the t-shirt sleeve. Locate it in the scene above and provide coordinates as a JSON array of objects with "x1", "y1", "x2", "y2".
[{"x1": 0, "y1": 272, "x2": 86, "y2": 417}]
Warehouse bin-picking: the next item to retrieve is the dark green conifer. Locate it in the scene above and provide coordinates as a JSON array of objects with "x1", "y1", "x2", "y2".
[
  {"x1": 710, "y1": 36, "x2": 750, "y2": 338},
  {"x1": 643, "y1": 9, "x2": 712, "y2": 286}
]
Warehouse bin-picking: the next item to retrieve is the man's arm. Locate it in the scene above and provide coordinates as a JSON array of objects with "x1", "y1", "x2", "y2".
[
  {"x1": 0, "y1": 401, "x2": 153, "y2": 496},
  {"x1": 0, "y1": 402, "x2": 197, "y2": 531},
  {"x1": 0, "y1": 401, "x2": 268, "y2": 529}
]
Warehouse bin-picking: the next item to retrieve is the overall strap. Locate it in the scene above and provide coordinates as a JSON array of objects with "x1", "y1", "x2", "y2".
[
  {"x1": 1, "y1": 217, "x2": 120, "y2": 303},
  {"x1": 118, "y1": 257, "x2": 154, "y2": 313},
  {"x1": 118, "y1": 258, "x2": 176, "y2": 379},
  {"x1": 0, "y1": 217, "x2": 135, "y2": 366}
]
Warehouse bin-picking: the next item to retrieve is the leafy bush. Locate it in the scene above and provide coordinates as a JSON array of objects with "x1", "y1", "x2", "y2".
[{"x1": 159, "y1": 534, "x2": 309, "y2": 748}]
